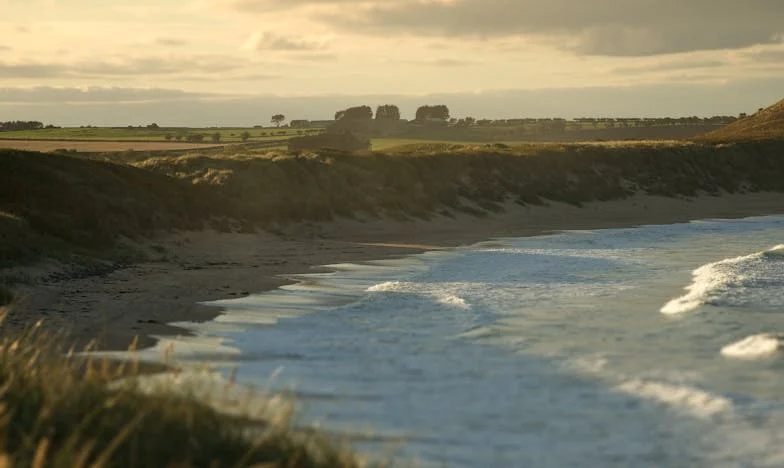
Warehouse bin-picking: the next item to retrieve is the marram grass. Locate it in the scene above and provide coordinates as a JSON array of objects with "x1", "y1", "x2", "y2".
[{"x1": 0, "y1": 309, "x2": 381, "y2": 468}]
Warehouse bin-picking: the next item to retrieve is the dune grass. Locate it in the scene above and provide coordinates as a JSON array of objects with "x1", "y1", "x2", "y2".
[
  {"x1": 4, "y1": 140, "x2": 784, "y2": 268},
  {"x1": 0, "y1": 312, "x2": 374, "y2": 468},
  {"x1": 701, "y1": 98, "x2": 784, "y2": 142},
  {"x1": 0, "y1": 149, "x2": 232, "y2": 267},
  {"x1": 136, "y1": 140, "x2": 784, "y2": 224}
]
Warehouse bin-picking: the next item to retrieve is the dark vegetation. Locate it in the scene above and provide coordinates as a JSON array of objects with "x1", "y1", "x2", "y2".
[
  {"x1": 0, "y1": 321, "x2": 370, "y2": 467},
  {"x1": 0, "y1": 149, "x2": 227, "y2": 267},
  {"x1": 0, "y1": 121, "x2": 58, "y2": 132},
  {"x1": 288, "y1": 132, "x2": 371, "y2": 152}
]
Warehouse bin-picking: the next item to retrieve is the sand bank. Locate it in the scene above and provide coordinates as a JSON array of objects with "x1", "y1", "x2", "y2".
[{"x1": 9, "y1": 191, "x2": 784, "y2": 351}]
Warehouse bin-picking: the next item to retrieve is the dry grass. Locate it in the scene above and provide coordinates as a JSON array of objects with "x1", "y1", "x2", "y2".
[
  {"x1": 702, "y1": 98, "x2": 784, "y2": 141},
  {"x1": 0, "y1": 311, "x2": 376, "y2": 468}
]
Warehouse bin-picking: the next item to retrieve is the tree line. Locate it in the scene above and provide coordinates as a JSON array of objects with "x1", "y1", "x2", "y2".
[{"x1": 0, "y1": 121, "x2": 59, "y2": 132}]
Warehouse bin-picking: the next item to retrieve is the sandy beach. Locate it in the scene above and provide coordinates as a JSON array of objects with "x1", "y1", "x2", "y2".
[{"x1": 8, "y1": 191, "x2": 784, "y2": 351}]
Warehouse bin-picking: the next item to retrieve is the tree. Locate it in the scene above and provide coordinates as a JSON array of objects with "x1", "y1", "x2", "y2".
[
  {"x1": 415, "y1": 105, "x2": 450, "y2": 121},
  {"x1": 240, "y1": 131, "x2": 251, "y2": 142},
  {"x1": 164, "y1": 134, "x2": 173, "y2": 141},
  {"x1": 375, "y1": 104, "x2": 400, "y2": 121},
  {"x1": 211, "y1": 132, "x2": 221, "y2": 143},
  {"x1": 335, "y1": 106, "x2": 373, "y2": 120},
  {"x1": 271, "y1": 114, "x2": 286, "y2": 127}
]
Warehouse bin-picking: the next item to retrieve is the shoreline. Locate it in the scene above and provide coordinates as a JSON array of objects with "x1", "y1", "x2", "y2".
[{"x1": 8, "y1": 191, "x2": 784, "y2": 352}]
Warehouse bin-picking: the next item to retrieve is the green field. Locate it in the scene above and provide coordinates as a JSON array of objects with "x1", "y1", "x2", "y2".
[{"x1": 0, "y1": 126, "x2": 324, "y2": 143}]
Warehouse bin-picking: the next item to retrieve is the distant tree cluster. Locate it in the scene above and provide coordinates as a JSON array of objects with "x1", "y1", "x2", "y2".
[
  {"x1": 415, "y1": 105, "x2": 450, "y2": 121},
  {"x1": 328, "y1": 104, "x2": 452, "y2": 122},
  {"x1": 335, "y1": 106, "x2": 373, "y2": 121},
  {"x1": 0, "y1": 121, "x2": 57, "y2": 131},
  {"x1": 375, "y1": 105, "x2": 401, "y2": 121}
]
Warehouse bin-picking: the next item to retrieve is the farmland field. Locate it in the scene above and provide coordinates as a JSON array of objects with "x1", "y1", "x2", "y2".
[
  {"x1": 0, "y1": 126, "x2": 323, "y2": 142},
  {"x1": 0, "y1": 139, "x2": 229, "y2": 153}
]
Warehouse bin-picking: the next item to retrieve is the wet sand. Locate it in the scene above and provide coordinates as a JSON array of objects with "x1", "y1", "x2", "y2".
[{"x1": 9, "y1": 192, "x2": 784, "y2": 351}]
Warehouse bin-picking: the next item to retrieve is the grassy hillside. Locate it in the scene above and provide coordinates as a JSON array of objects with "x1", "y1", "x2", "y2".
[
  {"x1": 3, "y1": 140, "x2": 784, "y2": 268},
  {"x1": 138, "y1": 141, "x2": 784, "y2": 223},
  {"x1": 702, "y1": 98, "x2": 784, "y2": 141},
  {"x1": 0, "y1": 149, "x2": 227, "y2": 267}
]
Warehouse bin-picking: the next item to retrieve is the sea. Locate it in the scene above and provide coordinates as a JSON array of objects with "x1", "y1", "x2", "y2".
[{"x1": 165, "y1": 215, "x2": 784, "y2": 467}]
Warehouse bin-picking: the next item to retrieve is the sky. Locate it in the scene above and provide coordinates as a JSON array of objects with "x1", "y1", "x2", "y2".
[{"x1": 1, "y1": 0, "x2": 783, "y2": 125}]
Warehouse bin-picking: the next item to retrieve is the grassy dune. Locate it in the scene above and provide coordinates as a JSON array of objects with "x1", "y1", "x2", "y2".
[
  {"x1": 3, "y1": 140, "x2": 784, "y2": 267},
  {"x1": 0, "y1": 316, "x2": 370, "y2": 467},
  {"x1": 0, "y1": 149, "x2": 229, "y2": 267},
  {"x1": 703, "y1": 98, "x2": 784, "y2": 141},
  {"x1": 138, "y1": 140, "x2": 784, "y2": 223}
]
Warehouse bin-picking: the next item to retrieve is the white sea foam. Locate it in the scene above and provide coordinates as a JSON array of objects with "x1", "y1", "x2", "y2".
[
  {"x1": 616, "y1": 379, "x2": 733, "y2": 419},
  {"x1": 367, "y1": 281, "x2": 472, "y2": 310},
  {"x1": 366, "y1": 281, "x2": 405, "y2": 292},
  {"x1": 661, "y1": 244, "x2": 784, "y2": 315},
  {"x1": 721, "y1": 333, "x2": 783, "y2": 359},
  {"x1": 436, "y1": 295, "x2": 470, "y2": 309}
]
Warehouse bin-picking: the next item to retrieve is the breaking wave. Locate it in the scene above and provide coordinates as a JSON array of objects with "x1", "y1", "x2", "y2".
[
  {"x1": 721, "y1": 333, "x2": 783, "y2": 359},
  {"x1": 616, "y1": 379, "x2": 733, "y2": 419},
  {"x1": 661, "y1": 245, "x2": 784, "y2": 315}
]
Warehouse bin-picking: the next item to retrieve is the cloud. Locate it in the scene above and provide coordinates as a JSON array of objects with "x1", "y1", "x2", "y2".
[
  {"x1": 300, "y1": 0, "x2": 784, "y2": 56},
  {"x1": 153, "y1": 37, "x2": 189, "y2": 47},
  {"x1": 0, "y1": 87, "x2": 216, "y2": 104},
  {"x1": 243, "y1": 31, "x2": 328, "y2": 51},
  {"x1": 743, "y1": 48, "x2": 784, "y2": 63},
  {"x1": 610, "y1": 59, "x2": 726, "y2": 75},
  {"x1": 0, "y1": 55, "x2": 245, "y2": 79},
  {"x1": 0, "y1": 46, "x2": 11, "y2": 52},
  {"x1": 219, "y1": 0, "x2": 370, "y2": 13},
  {"x1": 403, "y1": 58, "x2": 476, "y2": 67}
]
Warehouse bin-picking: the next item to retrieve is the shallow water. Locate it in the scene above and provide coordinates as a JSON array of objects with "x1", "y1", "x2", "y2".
[{"x1": 186, "y1": 216, "x2": 784, "y2": 466}]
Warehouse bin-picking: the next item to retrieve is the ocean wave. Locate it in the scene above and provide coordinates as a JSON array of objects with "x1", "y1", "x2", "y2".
[
  {"x1": 366, "y1": 281, "x2": 472, "y2": 310},
  {"x1": 366, "y1": 281, "x2": 405, "y2": 293},
  {"x1": 660, "y1": 245, "x2": 784, "y2": 315},
  {"x1": 437, "y1": 294, "x2": 471, "y2": 309},
  {"x1": 721, "y1": 333, "x2": 783, "y2": 359},
  {"x1": 616, "y1": 379, "x2": 733, "y2": 419}
]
